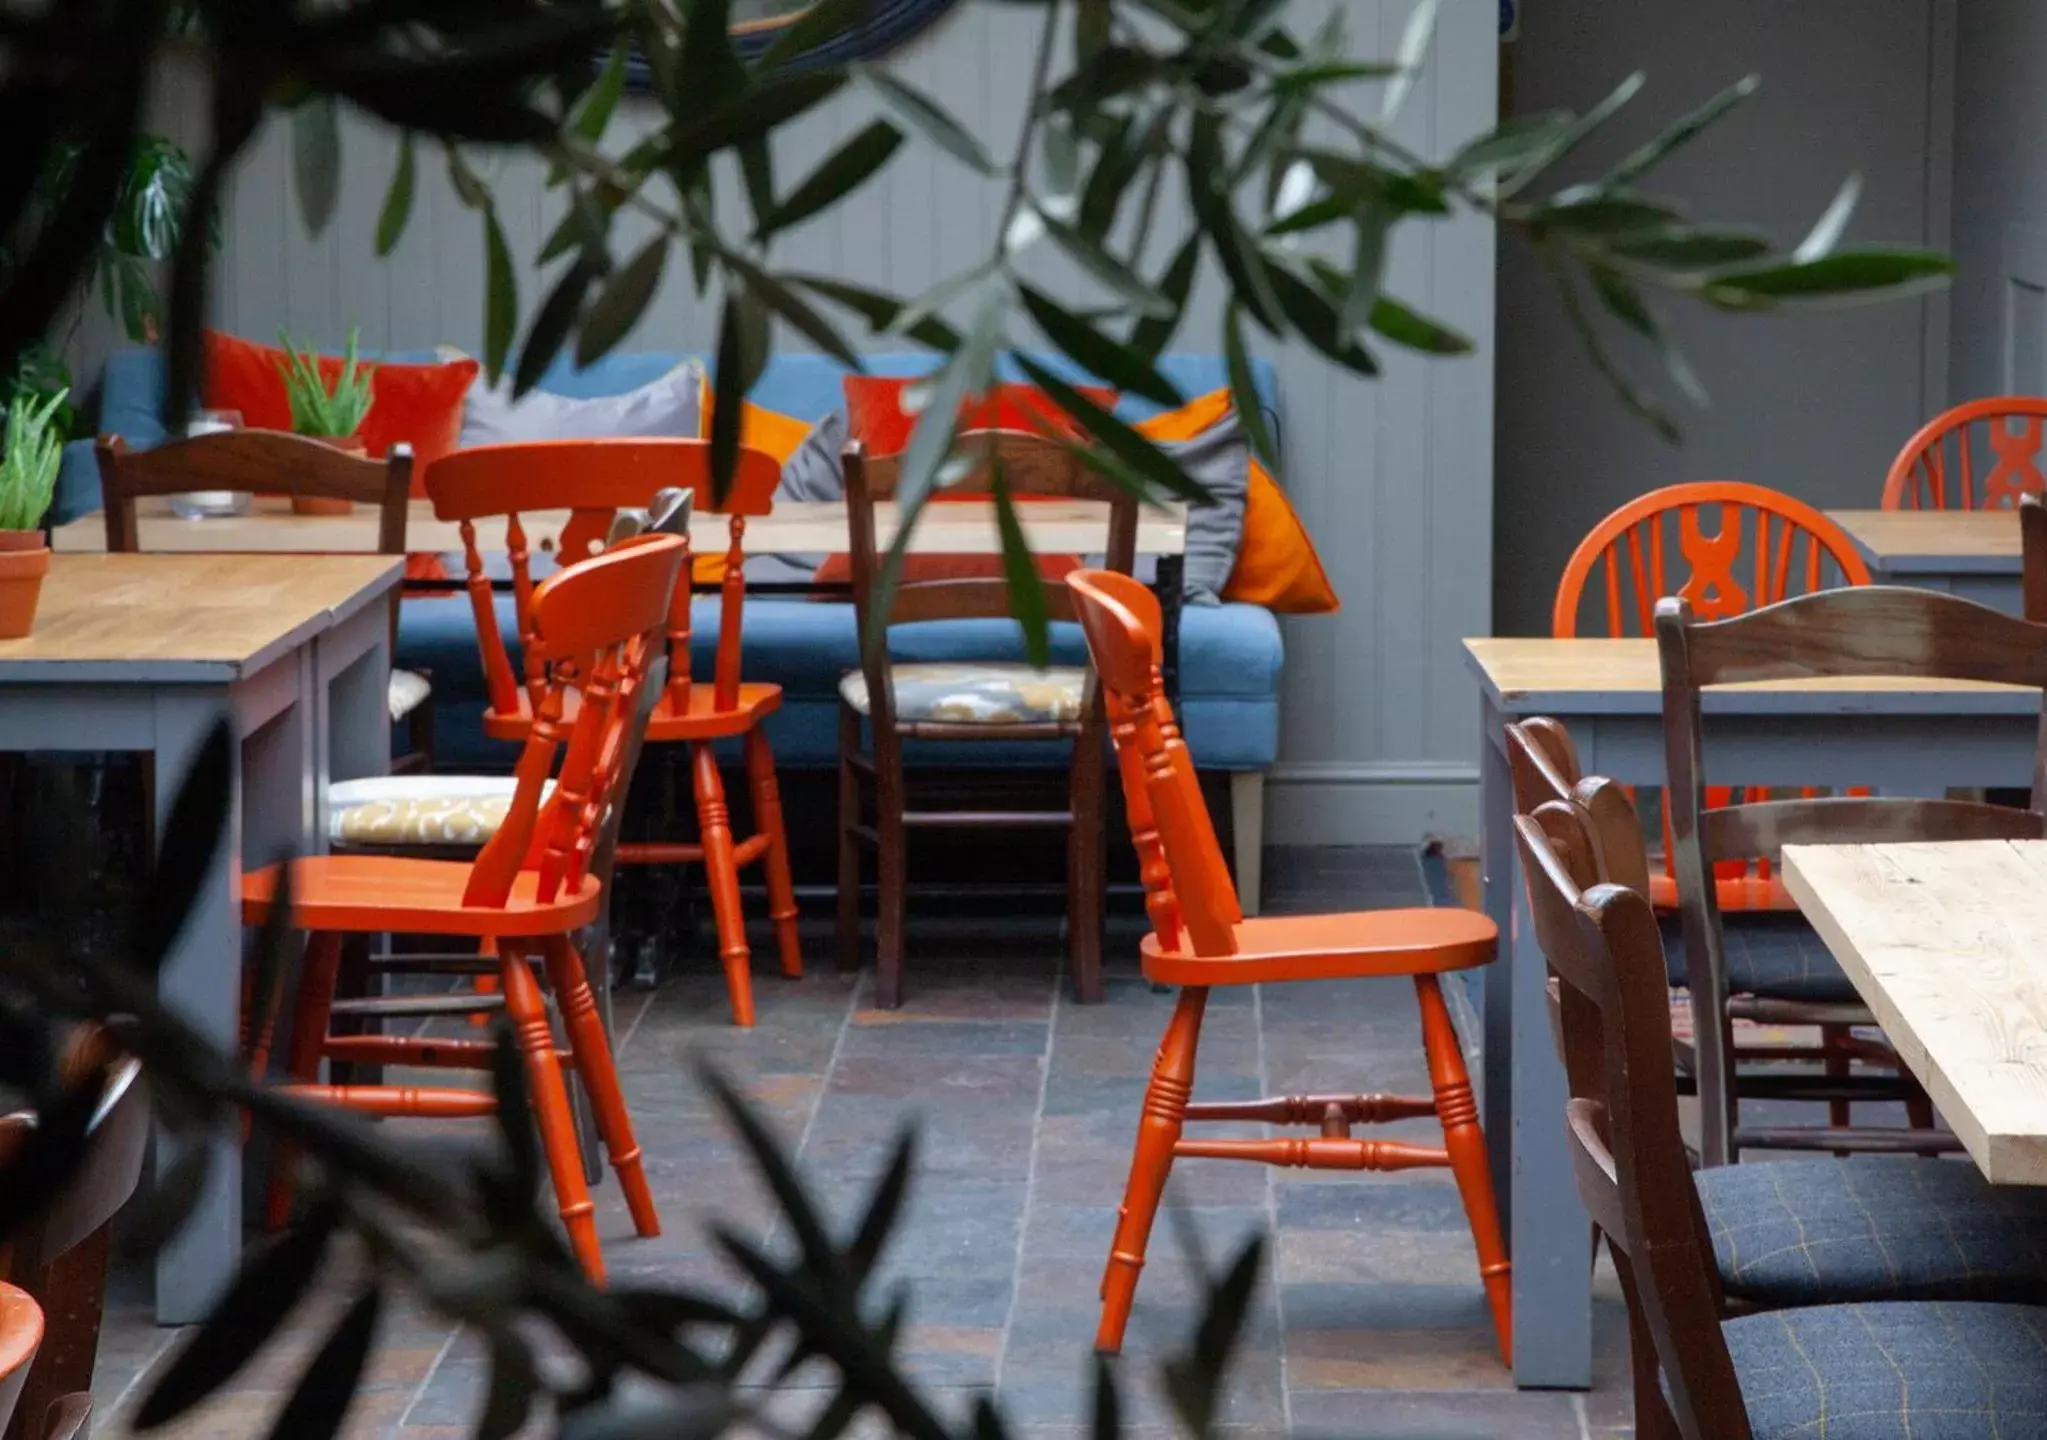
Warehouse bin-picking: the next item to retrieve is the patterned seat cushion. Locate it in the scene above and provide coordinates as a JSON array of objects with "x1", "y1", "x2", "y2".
[
  {"x1": 1661, "y1": 913, "x2": 1861, "y2": 1003},
  {"x1": 1700, "y1": 1158, "x2": 2047, "y2": 1308},
  {"x1": 328, "y1": 775, "x2": 550, "y2": 847},
  {"x1": 837, "y1": 663, "x2": 1087, "y2": 725},
  {"x1": 1721, "y1": 1301, "x2": 2047, "y2": 1438},
  {"x1": 387, "y1": 667, "x2": 432, "y2": 722}
]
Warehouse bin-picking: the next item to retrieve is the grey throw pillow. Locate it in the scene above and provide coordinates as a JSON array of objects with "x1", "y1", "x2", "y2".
[
  {"x1": 458, "y1": 359, "x2": 706, "y2": 447},
  {"x1": 742, "y1": 408, "x2": 846, "y2": 584},
  {"x1": 1158, "y1": 411, "x2": 1252, "y2": 604}
]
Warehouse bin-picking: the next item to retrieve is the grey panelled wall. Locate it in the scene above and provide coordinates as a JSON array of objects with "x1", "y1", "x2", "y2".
[{"x1": 203, "y1": 0, "x2": 1499, "y2": 845}]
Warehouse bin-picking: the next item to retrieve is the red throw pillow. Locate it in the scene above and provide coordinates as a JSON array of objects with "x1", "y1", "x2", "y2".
[
  {"x1": 202, "y1": 331, "x2": 479, "y2": 489},
  {"x1": 842, "y1": 376, "x2": 1117, "y2": 457}
]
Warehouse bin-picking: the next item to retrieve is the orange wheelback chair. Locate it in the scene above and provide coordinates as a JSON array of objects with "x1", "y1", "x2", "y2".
[
  {"x1": 1064, "y1": 570, "x2": 1509, "y2": 1363},
  {"x1": 1883, "y1": 397, "x2": 2047, "y2": 509},
  {"x1": 423, "y1": 439, "x2": 802, "y2": 1027},
  {"x1": 244, "y1": 534, "x2": 687, "y2": 1282}
]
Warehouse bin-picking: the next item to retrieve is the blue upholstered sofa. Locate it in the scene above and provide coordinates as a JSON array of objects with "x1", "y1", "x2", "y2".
[{"x1": 60, "y1": 346, "x2": 1286, "y2": 898}]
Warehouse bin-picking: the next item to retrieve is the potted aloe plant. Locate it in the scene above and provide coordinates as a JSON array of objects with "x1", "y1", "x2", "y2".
[
  {"x1": 276, "y1": 325, "x2": 374, "y2": 515},
  {"x1": 0, "y1": 386, "x2": 67, "y2": 636}
]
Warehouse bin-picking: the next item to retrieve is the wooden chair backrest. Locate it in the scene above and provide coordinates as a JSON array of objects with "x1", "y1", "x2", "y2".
[
  {"x1": 460, "y1": 534, "x2": 686, "y2": 912},
  {"x1": 0, "y1": 1031, "x2": 147, "y2": 1440},
  {"x1": 424, "y1": 439, "x2": 777, "y2": 725},
  {"x1": 2024, "y1": 492, "x2": 2047, "y2": 622},
  {"x1": 1503, "y1": 718, "x2": 1652, "y2": 896},
  {"x1": 1553, "y1": 480, "x2": 1870, "y2": 639},
  {"x1": 95, "y1": 431, "x2": 413, "y2": 554},
  {"x1": 1882, "y1": 397, "x2": 2047, "y2": 510},
  {"x1": 1517, "y1": 811, "x2": 1751, "y2": 1438},
  {"x1": 1066, "y1": 568, "x2": 1240, "y2": 955}
]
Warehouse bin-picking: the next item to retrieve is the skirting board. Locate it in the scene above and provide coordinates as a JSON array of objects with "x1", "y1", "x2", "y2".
[{"x1": 1267, "y1": 761, "x2": 1479, "y2": 845}]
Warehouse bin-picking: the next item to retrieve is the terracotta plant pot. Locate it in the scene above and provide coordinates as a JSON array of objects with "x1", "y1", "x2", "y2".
[
  {"x1": 0, "y1": 530, "x2": 51, "y2": 639},
  {"x1": 290, "y1": 435, "x2": 365, "y2": 516}
]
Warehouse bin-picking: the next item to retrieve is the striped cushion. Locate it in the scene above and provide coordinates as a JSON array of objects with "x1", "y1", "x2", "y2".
[
  {"x1": 1700, "y1": 1158, "x2": 2047, "y2": 1308},
  {"x1": 1723, "y1": 1302, "x2": 2047, "y2": 1438}
]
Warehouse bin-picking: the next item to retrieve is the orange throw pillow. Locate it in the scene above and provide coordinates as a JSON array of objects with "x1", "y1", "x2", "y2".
[
  {"x1": 1223, "y1": 459, "x2": 1338, "y2": 613},
  {"x1": 202, "y1": 331, "x2": 479, "y2": 485},
  {"x1": 842, "y1": 376, "x2": 1117, "y2": 456}
]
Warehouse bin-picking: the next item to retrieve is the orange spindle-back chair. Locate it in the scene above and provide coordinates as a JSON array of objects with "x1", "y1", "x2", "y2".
[
  {"x1": 424, "y1": 440, "x2": 802, "y2": 1027},
  {"x1": 1065, "y1": 570, "x2": 1510, "y2": 1365},
  {"x1": 1882, "y1": 397, "x2": 2047, "y2": 509},
  {"x1": 243, "y1": 534, "x2": 687, "y2": 1282},
  {"x1": 1552, "y1": 481, "x2": 1872, "y2": 911}
]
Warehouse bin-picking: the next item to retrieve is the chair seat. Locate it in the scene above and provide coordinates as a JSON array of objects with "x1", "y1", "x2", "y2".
[
  {"x1": 1701, "y1": 1157, "x2": 2047, "y2": 1308},
  {"x1": 1662, "y1": 913, "x2": 1866, "y2": 1005},
  {"x1": 1140, "y1": 909, "x2": 1496, "y2": 986},
  {"x1": 243, "y1": 855, "x2": 601, "y2": 936},
  {"x1": 327, "y1": 775, "x2": 554, "y2": 847},
  {"x1": 1718, "y1": 1301, "x2": 2047, "y2": 1438},
  {"x1": 482, "y1": 681, "x2": 782, "y2": 743},
  {"x1": 838, "y1": 663, "x2": 1087, "y2": 725},
  {"x1": 388, "y1": 668, "x2": 432, "y2": 722}
]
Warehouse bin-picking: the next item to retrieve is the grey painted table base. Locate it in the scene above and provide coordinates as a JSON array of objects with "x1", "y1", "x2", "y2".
[
  {"x1": 1474, "y1": 683, "x2": 2046, "y2": 1389},
  {"x1": 0, "y1": 592, "x2": 391, "y2": 1324}
]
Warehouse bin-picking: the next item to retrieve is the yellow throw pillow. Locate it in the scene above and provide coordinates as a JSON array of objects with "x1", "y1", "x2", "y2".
[{"x1": 1135, "y1": 389, "x2": 1339, "y2": 614}]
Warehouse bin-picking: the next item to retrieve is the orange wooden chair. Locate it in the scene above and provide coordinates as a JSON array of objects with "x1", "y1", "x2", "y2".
[
  {"x1": 0, "y1": 1287, "x2": 42, "y2": 1440},
  {"x1": 1065, "y1": 569, "x2": 1509, "y2": 1363},
  {"x1": 423, "y1": 440, "x2": 802, "y2": 1027},
  {"x1": 244, "y1": 534, "x2": 687, "y2": 1282},
  {"x1": 1882, "y1": 397, "x2": 2047, "y2": 509},
  {"x1": 1552, "y1": 481, "x2": 1872, "y2": 911}
]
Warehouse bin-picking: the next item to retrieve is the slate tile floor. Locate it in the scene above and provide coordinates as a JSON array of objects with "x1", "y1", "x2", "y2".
[{"x1": 90, "y1": 847, "x2": 1634, "y2": 1438}]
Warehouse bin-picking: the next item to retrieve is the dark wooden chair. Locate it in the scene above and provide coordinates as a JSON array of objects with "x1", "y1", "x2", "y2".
[
  {"x1": 1509, "y1": 726, "x2": 2047, "y2": 1327},
  {"x1": 95, "y1": 430, "x2": 434, "y2": 774},
  {"x1": 2022, "y1": 492, "x2": 2047, "y2": 621},
  {"x1": 1516, "y1": 803, "x2": 2047, "y2": 1440},
  {"x1": 836, "y1": 433, "x2": 1137, "y2": 1008},
  {"x1": 1655, "y1": 586, "x2": 2047, "y2": 1165},
  {"x1": 1, "y1": 1031, "x2": 147, "y2": 1440}
]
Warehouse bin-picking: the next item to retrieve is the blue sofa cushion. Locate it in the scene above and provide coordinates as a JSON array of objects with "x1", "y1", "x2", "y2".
[{"x1": 399, "y1": 595, "x2": 1280, "y2": 774}]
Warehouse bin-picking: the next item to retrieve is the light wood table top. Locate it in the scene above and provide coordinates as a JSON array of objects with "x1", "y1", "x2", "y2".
[
  {"x1": 50, "y1": 496, "x2": 1188, "y2": 557},
  {"x1": 1782, "y1": 839, "x2": 2047, "y2": 1185},
  {"x1": 1826, "y1": 509, "x2": 2021, "y2": 574},
  {"x1": 1463, "y1": 636, "x2": 2038, "y2": 716},
  {"x1": 0, "y1": 553, "x2": 401, "y2": 682}
]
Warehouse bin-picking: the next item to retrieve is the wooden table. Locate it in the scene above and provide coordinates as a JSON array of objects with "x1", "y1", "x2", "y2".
[
  {"x1": 0, "y1": 553, "x2": 400, "y2": 1323},
  {"x1": 50, "y1": 495, "x2": 1189, "y2": 557},
  {"x1": 1465, "y1": 635, "x2": 2045, "y2": 1388},
  {"x1": 1827, "y1": 509, "x2": 2021, "y2": 613},
  {"x1": 1782, "y1": 839, "x2": 2047, "y2": 1186}
]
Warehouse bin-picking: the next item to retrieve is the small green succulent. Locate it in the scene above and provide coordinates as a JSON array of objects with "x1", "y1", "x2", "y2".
[
  {"x1": 0, "y1": 385, "x2": 70, "y2": 530},
  {"x1": 275, "y1": 326, "x2": 374, "y2": 439}
]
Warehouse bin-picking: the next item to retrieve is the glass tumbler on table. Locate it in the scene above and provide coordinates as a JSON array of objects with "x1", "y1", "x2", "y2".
[{"x1": 168, "y1": 410, "x2": 252, "y2": 518}]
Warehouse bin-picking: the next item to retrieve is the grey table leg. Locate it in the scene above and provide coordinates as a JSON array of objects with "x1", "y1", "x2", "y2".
[{"x1": 152, "y1": 690, "x2": 245, "y2": 1325}]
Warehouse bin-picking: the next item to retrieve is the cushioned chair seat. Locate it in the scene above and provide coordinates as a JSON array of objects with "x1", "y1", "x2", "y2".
[
  {"x1": 328, "y1": 775, "x2": 551, "y2": 847},
  {"x1": 388, "y1": 668, "x2": 432, "y2": 723},
  {"x1": 1716, "y1": 1301, "x2": 2047, "y2": 1438},
  {"x1": 1662, "y1": 913, "x2": 1862, "y2": 1004},
  {"x1": 838, "y1": 663, "x2": 1086, "y2": 725},
  {"x1": 1699, "y1": 1157, "x2": 2047, "y2": 1308}
]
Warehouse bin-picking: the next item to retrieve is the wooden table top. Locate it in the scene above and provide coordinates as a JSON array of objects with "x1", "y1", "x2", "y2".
[
  {"x1": 50, "y1": 496, "x2": 1188, "y2": 558},
  {"x1": 1782, "y1": 839, "x2": 2047, "y2": 1185},
  {"x1": 1464, "y1": 636, "x2": 2039, "y2": 715},
  {"x1": 0, "y1": 553, "x2": 401, "y2": 682},
  {"x1": 1826, "y1": 509, "x2": 2021, "y2": 573}
]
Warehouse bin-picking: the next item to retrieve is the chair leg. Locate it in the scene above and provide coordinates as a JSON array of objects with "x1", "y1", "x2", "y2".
[
  {"x1": 1097, "y1": 986, "x2": 1206, "y2": 1354},
  {"x1": 691, "y1": 743, "x2": 755, "y2": 1028},
  {"x1": 1695, "y1": 998, "x2": 1737, "y2": 1168},
  {"x1": 265, "y1": 930, "x2": 342, "y2": 1231},
  {"x1": 746, "y1": 729, "x2": 803, "y2": 980},
  {"x1": 543, "y1": 936, "x2": 660, "y2": 1238},
  {"x1": 874, "y1": 802, "x2": 906, "y2": 1010},
  {"x1": 836, "y1": 707, "x2": 863, "y2": 975},
  {"x1": 1415, "y1": 974, "x2": 1512, "y2": 1366},
  {"x1": 501, "y1": 944, "x2": 604, "y2": 1282},
  {"x1": 1823, "y1": 1022, "x2": 1852, "y2": 1140},
  {"x1": 1067, "y1": 719, "x2": 1105, "y2": 1005}
]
